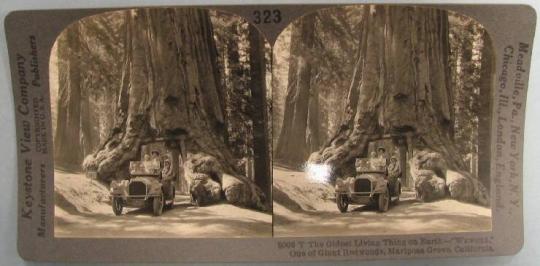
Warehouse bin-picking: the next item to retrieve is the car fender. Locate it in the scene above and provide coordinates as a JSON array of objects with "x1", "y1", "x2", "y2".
[
  {"x1": 110, "y1": 180, "x2": 129, "y2": 196},
  {"x1": 147, "y1": 180, "x2": 163, "y2": 195},
  {"x1": 336, "y1": 177, "x2": 355, "y2": 192},
  {"x1": 373, "y1": 178, "x2": 389, "y2": 194}
]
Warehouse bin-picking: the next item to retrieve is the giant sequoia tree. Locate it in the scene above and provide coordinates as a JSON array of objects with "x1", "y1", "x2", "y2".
[
  {"x1": 76, "y1": 8, "x2": 269, "y2": 208},
  {"x1": 84, "y1": 9, "x2": 221, "y2": 179},
  {"x1": 83, "y1": 9, "x2": 227, "y2": 178},
  {"x1": 308, "y1": 6, "x2": 490, "y2": 205}
]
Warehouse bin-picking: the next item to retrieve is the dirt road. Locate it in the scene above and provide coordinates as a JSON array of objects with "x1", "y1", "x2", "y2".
[
  {"x1": 54, "y1": 171, "x2": 272, "y2": 238},
  {"x1": 273, "y1": 167, "x2": 492, "y2": 237}
]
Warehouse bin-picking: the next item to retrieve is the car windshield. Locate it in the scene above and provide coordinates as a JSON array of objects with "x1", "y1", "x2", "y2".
[{"x1": 129, "y1": 161, "x2": 160, "y2": 176}]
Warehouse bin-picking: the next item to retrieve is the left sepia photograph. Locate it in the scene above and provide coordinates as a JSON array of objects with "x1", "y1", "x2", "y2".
[{"x1": 51, "y1": 8, "x2": 272, "y2": 238}]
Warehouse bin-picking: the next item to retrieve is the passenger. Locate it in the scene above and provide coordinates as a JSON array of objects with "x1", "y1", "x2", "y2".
[
  {"x1": 372, "y1": 147, "x2": 387, "y2": 171},
  {"x1": 368, "y1": 151, "x2": 377, "y2": 170},
  {"x1": 150, "y1": 150, "x2": 162, "y2": 173},
  {"x1": 162, "y1": 159, "x2": 174, "y2": 181},
  {"x1": 377, "y1": 147, "x2": 388, "y2": 164},
  {"x1": 388, "y1": 156, "x2": 402, "y2": 180},
  {"x1": 355, "y1": 158, "x2": 369, "y2": 172},
  {"x1": 142, "y1": 154, "x2": 153, "y2": 173}
]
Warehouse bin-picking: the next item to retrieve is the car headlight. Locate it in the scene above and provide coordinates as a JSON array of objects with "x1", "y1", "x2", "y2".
[{"x1": 335, "y1": 178, "x2": 345, "y2": 190}]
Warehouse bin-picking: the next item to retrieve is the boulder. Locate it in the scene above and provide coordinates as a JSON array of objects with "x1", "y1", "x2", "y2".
[
  {"x1": 414, "y1": 171, "x2": 446, "y2": 202},
  {"x1": 411, "y1": 150, "x2": 448, "y2": 178},
  {"x1": 447, "y1": 170, "x2": 490, "y2": 206},
  {"x1": 184, "y1": 153, "x2": 268, "y2": 211},
  {"x1": 185, "y1": 154, "x2": 224, "y2": 206},
  {"x1": 185, "y1": 153, "x2": 223, "y2": 185},
  {"x1": 410, "y1": 149, "x2": 490, "y2": 206},
  {"x1": 446, "y1": 170, "x2": 475, "y2": 202},
  {"x1": 223, "y1": 174, "x2": 267, "y2": 211},
  {"x1": 189, "y1": 173, "x2": 221, "y2": 206}
]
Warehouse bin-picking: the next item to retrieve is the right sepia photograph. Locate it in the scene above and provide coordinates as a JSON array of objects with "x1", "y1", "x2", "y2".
[{"x1": 271, "y1": 5, "x2": 493, "y2": 237}]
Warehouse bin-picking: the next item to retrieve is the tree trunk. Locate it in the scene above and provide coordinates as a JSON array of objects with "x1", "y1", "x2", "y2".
[
  {"x1": 309, "y1": 6, "x2": 489, "y2": 205},
  {"x1": 248, "y1": 24, "x2": 271, "y2": 205},
  {"x1": 84, "y1": 9, "x2": 221, "y2": 177},
  {"x1": 81, "y1": 8, "x2": 267, "y2": 210},
  {"x1": 477, "y1": 29, "x2": 493, "y2": 190},
  {"x1": 225, "y1": 22, "x2": 251, "y2": 158},
  {"x1": 80, "y1": 88, "x2": 99, "y2": 157},
  {"x1": 275, "y1": 14, "x2": 319, "y2": 167},
  {"x1": 54, "y1": 23, "x2": 83, "y2": 171}
]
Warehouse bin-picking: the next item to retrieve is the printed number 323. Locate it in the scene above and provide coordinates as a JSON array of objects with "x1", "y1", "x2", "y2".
[{"x1": 253, "y1": 10, "x2": 282, "y2": 24}]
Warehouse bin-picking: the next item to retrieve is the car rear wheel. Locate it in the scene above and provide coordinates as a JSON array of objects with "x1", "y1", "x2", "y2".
[
  {"x1": 112, "y1": 197, "x2": 123, "y2": 216},
  {"x1": 165, "y1": 187, "x2": 175, "y2": 209},
  {"x1": 153, "y1": 195, "x2": 164, "y2": 216},
  {"x1": 378, "y1": 190, "x2": 390, "y2": 212},
  {"x1": 393, "y1": 185, "x2": 401, "y2": 205},
  {"x1": 337, "y1": 194, "x2": 349, "y2": 213}
]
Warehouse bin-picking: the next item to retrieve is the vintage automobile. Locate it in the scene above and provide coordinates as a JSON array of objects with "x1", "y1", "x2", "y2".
[
  {"x1": 110, "y1": 161, "x2": 176, "y2": 216},
  {"x1": 334, "y1": 158, "x2": 401, "y2": 213}
]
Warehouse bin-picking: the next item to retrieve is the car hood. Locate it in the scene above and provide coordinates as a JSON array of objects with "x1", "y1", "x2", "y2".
[
  {"x1": 356, "y1": 172, "x2": 385, "y2": 181},
  {"x1": 131, "y1": 176, "x2": 160, "y2": 185}
]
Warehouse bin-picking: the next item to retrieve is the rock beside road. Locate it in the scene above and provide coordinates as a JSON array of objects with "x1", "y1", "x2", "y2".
[
  {"x1": 415, "y1": 172, "x2": 446, "y2": 202},
  {"x1": 446, "y1": 170, "x2": 475, "y2": 202},
  {"x1": 223, "y1": 174, "x2": 267, "y2": 211},
  {"x1": 410, "y1": 150, "x2": 490, "y2": 206},
  {"x1": 188, "y1": 173, "x2": 222, "y2": 205},
  {"x1": 185, "y1": 153, "x2": 268, "y2": 211}
]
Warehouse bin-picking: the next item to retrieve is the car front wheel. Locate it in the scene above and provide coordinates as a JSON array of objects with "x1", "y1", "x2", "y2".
[
  {"x1": 112, "y1": 197, "x2": 123, "y2": 216},
  {"x1": 337, "y1": 194, "x2": 349, "y2": 213},
  {"x1": 378, "y1": 190, "x2": 390, "y2": 212},
  {"x1": 153, "y1": 195, "x2": 164, "y2": 216}
]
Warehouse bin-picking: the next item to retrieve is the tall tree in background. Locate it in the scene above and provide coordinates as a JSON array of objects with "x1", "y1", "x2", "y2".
[
  {"x1": 477, "y1": 29, "x2": 493, "y2": 189},
  {"x1": 213, "y1": 15, "x2": 253, "y2": 161},
  {"x1": 448, "y1": 14, "x2": 493, "y2": 188},
  {"x1": 54, "y1": 14, "x2": 125, "y2": 170},
  {"x1": 272, "y1": 7, "x2": 365, "y2": 166},
  {"x1": 54, "y1": 24, "x2": 82, "y2": 171},
  {"x1": 248, "y1": 24, "x2": 272, "y2": 201},
  {"x1": 450, "y1": 18, "x2": 481, "y2": 159},
  {"x1": 275, "y1": 14, "x2": 319, "y2": 166}
]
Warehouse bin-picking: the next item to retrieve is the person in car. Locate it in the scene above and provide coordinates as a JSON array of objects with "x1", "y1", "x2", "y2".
[
  {"x1": 372, "y1": 147, "x2": 388, "y2": 171},
  {"x1": 388, "y1": 156, "x2": 401, "y2": 180},
  {"x1": 162, "y1": 159, "x2": 174, "y2": 181}
]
